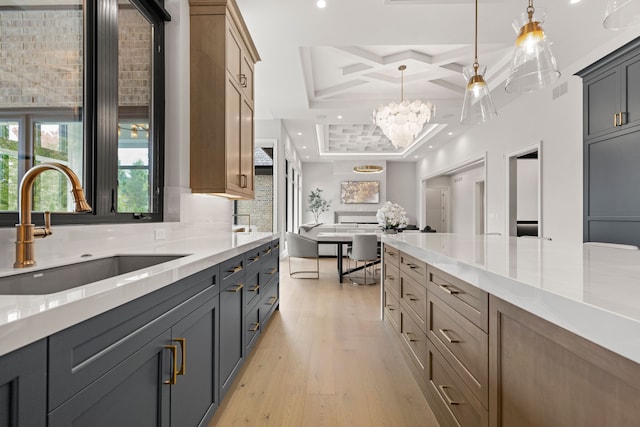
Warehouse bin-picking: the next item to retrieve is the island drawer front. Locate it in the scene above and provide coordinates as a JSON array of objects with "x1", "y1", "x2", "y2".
[
  {"x1": 400, "y1": 309, "x2": 428, "y2": 374},
  {"x1": 400, "y1": 271, "x2": 427, "y2": 334},
  {"x1": 427, "y1": 266, "x2": 488, "y2": 333},
  {"x1": 427, "y1": 340, "x2": 488, "y2": 427},
  {"x1": 261, "y1": 241, "x2": 275, "y2": 263},
  {"x1": 48, "y1": 266, "x2": 219, "y2": 410},
  {"x1": 428, "y1": 293, "x2": 488, "y2": 407},
  {"x1": 221, "y1": 254, "x2": 245, "y2": 284},
  {"x1": 271, "y1": 239, "x2": 280, "y2": 259},
  {"x1": 259, "y1": 277, "x2": 279, "y2": 325},
  {"x1": 260, "y1": 257, "x2": 278, "y2": 285},
  {"x1": 245, "y1": 245, "x2": 263, "y2": 275},
  {"x1": 244, "y1": 268, "x2": 261, "y2": 310},
  {"x1": 384, "y1": 263, "x2": 401, "y2": 298},
  {"x1": 384, "y1": 289, "x2": 401, "y2": 333},
  {"x1": 400, "y1": 252, "x2": 427, "y2": 284},
  {"x1": 245, "y1": 302, "x2": 261, "y2": 352},
  {"x1": 383, "y1": 244, "x2": 400, "y2": 266}
]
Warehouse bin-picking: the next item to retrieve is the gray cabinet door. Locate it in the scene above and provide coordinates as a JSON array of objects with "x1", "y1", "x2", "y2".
[
  {"x1": 621, "y1": 53, "x2": 640, "y2": 132},
  {"x1": 49, "y1": 330, "x2": 172, "y2": 427},
  {"x1": 0, "y1": 340, "x2": 46, "y2": 427},
  {"x1": 219, "y1": 279, "x2": 245, "y2": 399},
  {"x1": 171, "y1": 295, "x2": 220, "y2": 427},
  {"x1": 584, "y1": 67, "x2": 621, "y2": 141}
]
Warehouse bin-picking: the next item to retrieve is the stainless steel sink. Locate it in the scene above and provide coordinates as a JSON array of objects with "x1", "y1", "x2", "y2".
[{"x1": 0, "y1": 254, "x2": 188, "y2": 295}]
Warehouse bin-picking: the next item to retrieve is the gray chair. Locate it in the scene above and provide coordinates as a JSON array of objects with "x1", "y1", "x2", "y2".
[
  {"x1": 347, "y1": 234, "x2": 378, "y2": 285},
  {"x1": 286, "y1": 232, "x2": 319, "y2": 278}
]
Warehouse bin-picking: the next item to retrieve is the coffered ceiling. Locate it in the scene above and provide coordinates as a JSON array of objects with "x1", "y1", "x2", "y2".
[{"x1": 236, "y1": 0, "x2": 639, "y2": 162}]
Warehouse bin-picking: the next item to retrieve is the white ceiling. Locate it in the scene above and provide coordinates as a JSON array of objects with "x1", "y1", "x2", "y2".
[{"x1": 236, "y1": 0, "x2": 640, "y2": 162}]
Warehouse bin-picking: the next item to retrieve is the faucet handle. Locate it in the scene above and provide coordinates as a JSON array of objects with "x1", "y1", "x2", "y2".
[{"x1": 33, "y1": 211, "x2": 53, "y2": 238}]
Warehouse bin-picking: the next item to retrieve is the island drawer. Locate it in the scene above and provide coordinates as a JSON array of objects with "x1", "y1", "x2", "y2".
[
  {"x1": 427, "y1": 265, "x2": 488, "y2": 332},
  {"x1": 400, "y1": 271, "x2": 427, "y2": 334},
  {"x1": 221, "y1": 253, "x2": 245, "y2": 284},
  {"x1": 245, "y1": 245, "x2": 263, "y2": 275},
  {"x1": 427, "y1": 292, "x2": 488, "y2": 407},
  {"x1": 383, "y1": 262, "x2": 400, "y2": 298},
  {"x1": 427, "y1": 340, "x2": 488, "y2": 427},
  {"x1": 400, "y1": 308, "x2": 428, "y2": 374},
  {"x1": 383, "y1": 244, "x2": 400, "y2": 266},
  {"x1": 400, "y1": 252, "x2": 427, "y2": 284},
  {"x1": 384, "y1": 289, "x2": 400, "y2": 333}
]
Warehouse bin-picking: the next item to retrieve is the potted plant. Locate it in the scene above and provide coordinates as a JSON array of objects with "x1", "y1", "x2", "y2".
[
  {"x1": 376, "y1": 201, "x2": 408, "y2": 233},
  {"x1": 307, "y1": 188, "x2": 331, "y2": 223}
]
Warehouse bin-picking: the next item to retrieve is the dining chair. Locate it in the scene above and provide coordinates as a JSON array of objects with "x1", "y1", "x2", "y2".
[
  {"x1": 347, "y1": 234, "x2": 378, "y2": 285},
  {"x1": 286, "y1": 232, "x2": 320, "y2": 278}
]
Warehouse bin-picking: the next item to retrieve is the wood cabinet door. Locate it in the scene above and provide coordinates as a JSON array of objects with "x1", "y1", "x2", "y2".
[
  {"x1": 490, "y1": 295, "x2": 640, "y2": 427},
  {"x1": 49, "y1": 330, "x2": 172, "y2": 427},
  {"x1": 171, "y1": 296, "x2": 220, "y2": 427},
  {"x1": 225, "y1": 20, "x2": 242, "y2": 85},
  {"x1": 584, "y1": 67, "x2": 622, "y2": 141},
  {"x1": 225, "y1": 77, "x2": 243, "y2": 194},
  {"x1": 240, "y1": 51, "x2": 254, "y2": 101},
  {"x1": 0, "y1": 340, "x2": 46, "y2": 427},
  {"x1": 240, "y1": 96, "x2": 254, "y2": 196}
]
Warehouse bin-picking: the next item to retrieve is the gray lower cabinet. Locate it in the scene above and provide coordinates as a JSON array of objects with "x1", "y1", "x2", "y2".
[{"x1": 0, "y1": 339, "x2": 47, "y2": 426}]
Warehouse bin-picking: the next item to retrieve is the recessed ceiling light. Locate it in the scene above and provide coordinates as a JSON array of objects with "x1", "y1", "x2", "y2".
[
  {"x1": 414, "y1": 155, "x2": 419, "y2": 159},
  {"x1": 316, "y1": 0, "x2": 326, "y2": 8},
  {"x1": 297, "y1": 132, "x2": 302, "y2": 136},
  {"x1": 570, "y1": 0, "x2": 581, "y2": 3},
  {"x1": 447, "y1": 132, "x2": 453, "y2": 136},
  {"x1": 306, "y1": 155, "x2": 310, "y2": 159},
  {"x1": 337, "y1": 115, "x2": 343, "y2": 119},
  {"x1": 302, "y1": 146, "x2": 307, "y2": 149},
  {"x1": 428, "y1": 145, "x2": 433, "y2": 149}
]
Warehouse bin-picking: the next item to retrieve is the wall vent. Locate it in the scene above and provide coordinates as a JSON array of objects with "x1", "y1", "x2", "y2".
[{"x1": 552, "y1": 82, "x2": 568, "y2": 100}]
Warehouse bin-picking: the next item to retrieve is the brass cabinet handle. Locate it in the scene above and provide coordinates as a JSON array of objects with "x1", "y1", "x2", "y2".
[
  {"x1": 239, "y1": 73, "x2": 247, "y2": 88},
  {"x1": 249, "y1": 322, "x2": 260, "y2": 332},
  {"x1": 227, "y1": 265, "x2": 243, "y2": 273},
  {"x1": 438, "y1": 385, "x2": 460, "y2": 405},
  {"x1": 437, "y1": 284, "x2": 459, "y2": 295},
  {"x1": 249, "y1": 255, "x2": 260, "y2": 262},
  {"x1": 615, "y1": 112, "x2": 619, "y2": 127},
  {"x1": 620, "y1": 112, "x2": 626, "y2": 126},
  {"x1": 249, "y1": 284, "x2": 260, "y2": 292},
  {"x1": 438, "y1": 329, "x2": 460, "y2": 344},
  {"x1": 228, "y1": 283, "x2": 244, "y2": 292},
  {"x1": 268, "y1": 267, "x2": 277, "y2": 274},
  {"x1": 264, "y1": 248, "x2": 272, "y2": 255},
  {"x1": 267, "y1": 296, "x2": 277, "y2": 305},
  {"x1": 164, "y1": 344, "x2": 178, "y2": 385},
  {"x1": 405, "y1": 293, "x2": 418, "y2": 301},
  {"x1": 174, "y1": 338, "x2": 186, "y2": 376},
  {"x1": 404, "y1": 332, "x2": 418, "y2": 343}
]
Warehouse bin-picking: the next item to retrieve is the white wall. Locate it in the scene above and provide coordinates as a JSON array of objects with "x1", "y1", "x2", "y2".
[
  {"x1": 517, "y1": 158, "x2": 539, "y2": 221},
  {"x1": 386, "y1": 162, "x2": 418, "y2": 225},
  {"x1": 450, "y1": 165, "x2": 485, "y2": 234}
]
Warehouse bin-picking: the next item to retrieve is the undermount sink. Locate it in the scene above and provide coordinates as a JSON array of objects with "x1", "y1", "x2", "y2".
[{"x1": 0, "y1": 254, "x2": 188, "y2": 295}]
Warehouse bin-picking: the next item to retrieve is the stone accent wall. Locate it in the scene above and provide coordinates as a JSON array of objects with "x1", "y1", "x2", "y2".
[
  {"x1": 236, "y1": 174, "x2": 273, "y2": 232},
  {"x1": 0, "y1": 7, "x2": 150, "y2": 109}
]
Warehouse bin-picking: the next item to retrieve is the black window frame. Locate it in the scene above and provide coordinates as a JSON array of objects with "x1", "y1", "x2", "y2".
[{"x1": 0, "y1": 0, "x2": 170, "y2": 228}]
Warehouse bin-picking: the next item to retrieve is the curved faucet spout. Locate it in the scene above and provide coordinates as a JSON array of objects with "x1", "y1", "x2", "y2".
[{"x1": 15, "y1": 162, "x2": 92, "y2": 268}]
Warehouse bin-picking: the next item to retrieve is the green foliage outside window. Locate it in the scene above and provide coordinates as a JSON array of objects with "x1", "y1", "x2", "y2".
[{"x1": 118, "y1": 159, "x2": 149, "y2": 213}]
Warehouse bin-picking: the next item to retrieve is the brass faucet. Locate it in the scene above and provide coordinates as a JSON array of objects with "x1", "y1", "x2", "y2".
[{"x1": 14, "y1": 162, "x2": 92, "y2": 268}]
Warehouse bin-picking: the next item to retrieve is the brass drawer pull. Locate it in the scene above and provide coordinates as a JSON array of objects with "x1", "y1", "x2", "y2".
[
  {"x1": 239, "y1": 73, "x2": 247, "y2": 88},
  {"x1": 438, "y1": 329, "x2": 460, "y2": 344},
  {"x1": 437, "y1": 284, "x2": 459, "y2": 295},
  {"x1": 438, "y1": 385, "x2": 460, "y2": 405},
  {"x1": 249, "y1": 255, "x2": 260, "y2": 262},
  {"x1": 249, "y1": 322, "x2": 260, "y2": 332},
  {"x1": 267, "y1": 296, "x2": 277, "y2": 305},
  {"x1": 264, "y1": 248, "x2": 272, "y2": 255},
  {"x1": 174, "y1": 338, "x2": 186, "y2": 376},
  {"x1": 164, "y1": 344, "x2": 178, "y2": 385},
  {"x1": 249, "y1": 284, "x2": 260, "y2": 292},
  {"x1": 614, "y1": 112, "x2": 619, "y2": 127},
  {"x1": 405, "y1": 332, "x2": 418, "y2": 343},
  {"x1": 227, "y1": 265, "x2": 243, "y2": 273},
  {"x1": 268, "y1": 267, "x2": 277, "y2": 274},
  {"x1": 405, "y1": 293, "x2": 418, "y2": 301},
  {"x1": 228, "y1": 283, "x2": 244, "y2": 292}
]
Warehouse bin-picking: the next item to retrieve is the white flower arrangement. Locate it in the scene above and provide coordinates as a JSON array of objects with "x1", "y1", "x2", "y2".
[{"x1": 376, "y1": 201, "x2": 408, "y2": 230}]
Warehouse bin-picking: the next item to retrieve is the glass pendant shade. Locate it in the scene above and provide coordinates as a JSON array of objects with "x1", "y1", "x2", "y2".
[
  {"x1": 460, "y1": 65, "x2": 498, "y2": 124},
  {"x1": 603, "y1": 0, "x2": 640, "y2": 29},
  {"x1": 505, "y1": 8, "x2": 560, "y2": 94}
]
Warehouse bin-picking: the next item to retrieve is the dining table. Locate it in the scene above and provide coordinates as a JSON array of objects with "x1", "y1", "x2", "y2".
[{"x1": 316, "y1": 232, "x2": 382, "y2": 283}]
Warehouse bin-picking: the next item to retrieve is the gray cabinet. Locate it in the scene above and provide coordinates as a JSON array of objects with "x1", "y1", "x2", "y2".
[
  {"x1": 0, "y1": 339, "x2": 47, "y2": 427},
  {"x1": 579, "y1": 36, "x2": 640, "y2": 246}
]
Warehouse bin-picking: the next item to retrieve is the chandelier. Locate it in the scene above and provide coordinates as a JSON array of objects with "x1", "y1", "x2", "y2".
[{"x1": 372, "y1": 65, "x2": 435, "y2": 149}]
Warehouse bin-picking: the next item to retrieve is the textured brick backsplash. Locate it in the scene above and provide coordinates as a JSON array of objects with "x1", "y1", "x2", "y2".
[{"x1": 0, "y1": 8, "x2": 150, "y2": 109}]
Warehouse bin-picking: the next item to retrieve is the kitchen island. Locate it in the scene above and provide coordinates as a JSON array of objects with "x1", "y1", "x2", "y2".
[{"x1": 382, "y1": 233, "x2": 640, "y2": 427}]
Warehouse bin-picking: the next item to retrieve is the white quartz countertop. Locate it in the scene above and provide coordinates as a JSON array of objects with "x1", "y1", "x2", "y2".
[
  {"x1": 383, "y1": 233, "x2": 640, "y2": 364},
  {"x1": 0, "y1": 231, "x2": 276, "y2": 357}
]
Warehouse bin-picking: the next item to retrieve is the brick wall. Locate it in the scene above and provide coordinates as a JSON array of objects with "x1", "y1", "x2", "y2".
[{"x1": 236, "y1": 174, "x2": 273, "y2": 232}]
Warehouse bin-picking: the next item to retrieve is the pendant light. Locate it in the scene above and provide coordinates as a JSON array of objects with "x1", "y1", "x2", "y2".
[
  {"x1": 460, "y1": 0, "x2": 497, "y2": 124},
  {"x1": 603, "y1": 0, "x2": 640, "y2": 29},
  {"x1": 505, "y1": 0, "x2": 560, "y2": 94}
]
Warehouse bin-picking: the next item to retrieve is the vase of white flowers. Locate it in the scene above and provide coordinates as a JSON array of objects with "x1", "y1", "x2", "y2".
[{"x1": 376, "y1": 201, "x2": 408, "y2": 232}]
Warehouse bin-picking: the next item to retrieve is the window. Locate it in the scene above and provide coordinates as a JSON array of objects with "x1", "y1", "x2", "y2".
[{"x1": 0, "y1": 0, "x2": 170, "y2": 227}]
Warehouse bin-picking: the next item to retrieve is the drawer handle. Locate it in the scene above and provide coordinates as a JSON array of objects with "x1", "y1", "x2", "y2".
[
  {"x1": 249, "y1": 284, "x2": 260, "y2": 292},
  {"x1": 228, "y1": 283, "x2": 244, "y2": 292},
  {"x1": 267, "y1": 296, "x2": 277, "y2": 305},
  {"x1": 263, "y1": 248, "x2": 272, "y2": 255},
  {"x1": 239, "y1": 73, "x2": 247, "y2": 87},
  {"x1": 405, "y1": 293, "x2": 419, "y2": 301},
  {"x1": 268, "y1": 267, "x2": 277, "y2": 274},
  {"x1": 405, "y1": 332, "x2": 418, "y2": 343},
  {"x1": 387, "y1": 251, "x2": 396, "y2": 256},
  {"x1": 438, "y1": 385, "x2": 460, "y2": 406},
  {"x1": 174, "y1": 338, "x2": 186, "y2": 376},
  {"x1": 387, "y1": 304, "x2": 396, "y2": 311},
  {"x1": 438, "y1": 329, "x2": 460, "y2": 344},
  {"x1": 164, "y1": 344, "x2": 178, "y2": 385},
  {"x1": 385, "y1": 276, "x2": 395, "y2": 281},
  {"x1": 227, "y1": 265, "x2": 243, "y2": 273},
  {"x1": 249, "y1": 322, "x2": 260, "y2": 332},
  {"x1": 249, "y1": 255, "x2": 260, "y2": 262},
  {"x1": 437, "y1": 284, "x2": 459, "y2": 295}
]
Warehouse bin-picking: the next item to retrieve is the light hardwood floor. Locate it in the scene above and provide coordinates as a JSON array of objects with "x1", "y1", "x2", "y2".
[{"x1": 208, "y1": 257, "x2": 440, "y2": 427}]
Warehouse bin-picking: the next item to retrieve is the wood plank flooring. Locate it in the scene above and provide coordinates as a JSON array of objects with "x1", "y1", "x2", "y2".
[{"x1": 208, "y1": 257, "x2": 440, "y2": 427}]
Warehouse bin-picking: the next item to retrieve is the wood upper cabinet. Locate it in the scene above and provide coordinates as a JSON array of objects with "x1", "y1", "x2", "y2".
[
  {"x1": 579, "y1": 37, "x2": 640, "y2": 142},
  {"x1": 189, "y1": 0, "x2": 260, "y2": 199}
]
